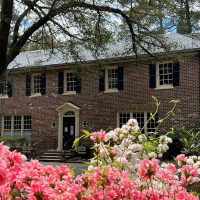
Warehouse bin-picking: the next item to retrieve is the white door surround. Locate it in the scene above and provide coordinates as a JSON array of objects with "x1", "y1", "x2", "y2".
[{"x1": 56, "y1": 102, "x2": 80, "y2": 151}]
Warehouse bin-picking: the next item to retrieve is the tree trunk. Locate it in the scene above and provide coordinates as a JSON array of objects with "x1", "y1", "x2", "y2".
[
  {"x1": 185, "y1": 0, "x2": 192, "y2": 33},
  {"x1": 0, "y1": 0, "x2": 13, "y2": 76}
]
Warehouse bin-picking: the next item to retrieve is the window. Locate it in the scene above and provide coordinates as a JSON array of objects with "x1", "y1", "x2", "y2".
[
  {"x1": 32, "y1": 74, "x2": 42, "y2": 94},
  {"x1": 58, "y1": 71, "x2": 81, "y2": 94},
  {"x1": 26, "y1": 74, "x2": 46, "y2": 96},
  {"x1": 118, "y1": 112, "x2": 158, "y2": 133},
  {"x1": 106, "y1": 67, "x2": 118, "y2": 91},
  {"x1": 157, "y1": 62, "x2": 173, "y2": 88},
  {"x1": 1, "y1": 115, "x2": 32, "y2": 137},
  {"x1": 65, "y1": 71, "x2": 76, "y2": 93},
  {"x1": 149, "y1": 61, "x2": 180, "y2": 89},
  {"x1": 4, "y1": 116, "x2": 11, "y2": 130},
  {"x1": 0, "y1": 81, "x2": 12, "y2": 98},
  {"x1": 99, "y1": 66, "x2": 124, "y2": 92}
]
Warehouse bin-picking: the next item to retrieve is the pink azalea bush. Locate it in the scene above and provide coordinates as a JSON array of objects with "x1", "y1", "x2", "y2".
[{"x1": 0, "y1": 142, "x2": 199, "y2": 199}]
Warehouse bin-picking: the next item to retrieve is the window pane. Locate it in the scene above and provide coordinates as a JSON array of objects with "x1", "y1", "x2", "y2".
[
  {"x1": 24, "y1": 116, "x2": 32, "y2": 130},
  {"x1": 14, "y1": 116, "x2": 22, "y2": 130},
  {"x1": 133, "y1": 113, "x2": 144, "y2": 129},
  {"x1": 159, "y1": 63, "x2": 173, "y2": 86},
  {"x1": 66, "y1": 72, "x2": 76, "y2": 92},
  {"x1": 147, "y1": 113, "x2": 159, "y2": 132},
  {"x1": 119, "y1": 113, "x2": 130, "y2": 127},
  {"x1": 108, "y1": 68, "x2": 118, "y2": 89},
  {"x1": 4, "y1": 116, "x2": 11, "y2": 130},
  {"x1": 33, "y1": 75, "x2": 41, "y2": 94}
]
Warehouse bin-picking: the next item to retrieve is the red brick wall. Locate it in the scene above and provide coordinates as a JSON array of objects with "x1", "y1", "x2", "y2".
[{"x1": 0, "y1": 53, "x2": 199, "y2": 150}]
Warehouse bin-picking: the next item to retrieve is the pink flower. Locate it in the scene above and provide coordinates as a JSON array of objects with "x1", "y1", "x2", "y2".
[
  {"x1": 176, "y1": 154, "x2": 187, "y2": 165},
  {"x1": 0, "y1": 167, "x2": 7, "y2": 186},
  {"x1": 90, "y1": 130, "x2": 107, "y2": 143},
  {"x1": 137, "y1": 159, "x2": 159, "y2": 180}
]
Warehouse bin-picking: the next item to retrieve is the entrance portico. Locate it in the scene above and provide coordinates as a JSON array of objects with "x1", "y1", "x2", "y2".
[{"x1": 56, "y1": 102, "x2": 80, "y2": 151}]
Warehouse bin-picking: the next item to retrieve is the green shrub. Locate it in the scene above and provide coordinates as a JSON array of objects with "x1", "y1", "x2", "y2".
[{"x1": 179, "y1": 129, "x2": 200, "y2": 156}]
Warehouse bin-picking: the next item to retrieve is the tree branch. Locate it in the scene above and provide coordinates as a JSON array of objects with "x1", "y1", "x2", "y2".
[{"x1": 0, "y1": 0, "x2": 14, "y2": 75}]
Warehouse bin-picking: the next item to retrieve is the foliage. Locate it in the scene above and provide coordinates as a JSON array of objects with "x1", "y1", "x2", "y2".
[
  {"x1": 0, "y1": 136, "x2": 27, "y2": 149},
  {"x1": 0, "y1": 0, "x2": 191, "y2": 77},
  {"x1": 179, "y1": 129, "x2": 200, "y2": 156},
  {"x1": 74, "y1": 97, "x2": 179, "y2": 172},
  {"x1": 0, "y1": 143, "x2": 199, "y2": 199},
  {"x1": 0, "y1": 98, "x2": 199, "y2": 199}
]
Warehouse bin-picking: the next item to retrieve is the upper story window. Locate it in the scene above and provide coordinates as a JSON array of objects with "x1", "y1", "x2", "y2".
[
  {"x1": 58, "y1": 71, "x2": 81, "y2": 95},
  {"x1": 149, "y1": 61, "x2": 180, "y2": 89},
  {"x1": 99, "y1": 66, "x2": 124, "y2": 92},
  {"x1": 118, "y1": 112, "x2": 158, "y2": 133},
  {"x1": 26, "y1": 73, "x2": 46, "y2": 96},
  {"x1": 2, "y1": 115, "x2": 32, "y2": 138},
  {"x1": 0, "y1": 81, "x2": 12, "y2": 98},
  {"x1": 106, "y1": 67, "x2": 118, "y2": 91},
  {"x1": 65, "y1": 71, "x2": 76, "y2": 94}
]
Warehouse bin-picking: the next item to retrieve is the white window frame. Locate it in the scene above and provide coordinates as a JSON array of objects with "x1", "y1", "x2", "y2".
[
  {"x1": 1, "y1": 115, "x2": 32, "y2": 137},
  {"x1": 105, "y1": 66, "x2": 118, "y2": 93},
  {"x1": 156, "y1": 61, "x2": 174, "y2": 89},
  {"x1": 63, "y1": 70, "x2": 77, "y2": 95},
  {"x1": 0, "y1": 81, "x2": 8, "y2": 99},
  {"x1": 31, "y1": 73, "x2": 42, "y2": 96},
  {"x1": 117, "y1": 112, "x2": 157, "y2": 133}
]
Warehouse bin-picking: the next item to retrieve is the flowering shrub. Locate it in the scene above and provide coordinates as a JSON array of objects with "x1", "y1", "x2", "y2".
[
  {"x1": 0, "y1": 99, "x2": 199, "y2": 199},
  {"x1": 0, "y1": 143, "x2": 199, "y2": 199}
]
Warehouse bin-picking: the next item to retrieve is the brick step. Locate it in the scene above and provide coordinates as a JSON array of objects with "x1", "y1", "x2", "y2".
[{"x1": 38, "y1": 149, "x2": 76, "y2": 162}]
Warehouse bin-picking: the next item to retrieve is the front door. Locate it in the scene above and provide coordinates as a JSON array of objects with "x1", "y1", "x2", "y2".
[{"x1": 63, "y1": 117, "x2": 75, "y2": 149}]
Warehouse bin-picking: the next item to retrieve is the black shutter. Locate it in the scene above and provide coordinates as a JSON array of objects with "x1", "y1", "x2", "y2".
[
  {"x1": 173, "y1": 62, "x2": 180, "y2": 86},
  {"x1": 117, "y1": 67, "x2": 124, "y2": 90},
  {"x1": 99, "y1": 69, "x2": 105, "y2": 92},
  {"x1": 149, "y1": 64, "x2": 156, "y2": 88},
  {"x1": 58, "y1": 72, "x2": 64, "y2": 94},
  {"x1": 40, "y1": 74, "x2": 46, "y2": 95},
  {"x1": 0, "y1": 81, "x2": 4, "y2": 94},
  {"x1": 75, "y1": 76, "x2": 81, "y2": 93},
  {"x1": 26, "y1": 75, "x2": 31, "y2": 96},
  {"x1": 7, "y1": 82, "x2": 12, "y2": 97}
]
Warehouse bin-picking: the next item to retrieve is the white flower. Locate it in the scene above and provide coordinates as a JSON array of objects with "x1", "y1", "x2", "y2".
[
  {"x1": 186, "y1": 158, "x2": 194, "y2": 165},
  {"x1": 131, "y1": 125, "x2": 140, "y2": 132},
  {"x1": 166, "y1": 137, "x2": 173, "y2": 143},
  {"x1": 148, "y1": 152, "x2": 157, "y2": 159},
  {"x1": 162, "y1": 144, "x2": 169, "y2": 152},
  {"x1": 190, "y1": 155, "x2": 197, "y2": 161},
  {"x1": 107, "y1": 130, "x2": 118, "y2": 142},
  {"x1": 21, "y1": 154, "x2": 27, "y2": 161},
  {"x1": 138, "y1": 135, "x2": 147, "y2": 142},
  {"x1": 129, "y1": 144, "x2": 143, "y2": 152},
  {"x1": 88, "y1": 165, "x2": 94, "y2": 171},
  {"x1": 158, "y1": 153, "x2": 163, "y2": 158},
  {"x1": 127, "y1": 119, "x2": 138, "y2": 127}
]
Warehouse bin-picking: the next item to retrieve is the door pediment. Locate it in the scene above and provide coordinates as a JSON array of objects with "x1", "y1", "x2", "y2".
[{"x1": 56, "y1": 102, "x2": 80, "y2": 113}]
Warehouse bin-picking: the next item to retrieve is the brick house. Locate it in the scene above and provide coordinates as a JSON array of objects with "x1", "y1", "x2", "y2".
[{"x1": 0, "y1": 33, "x2": 200, "y2": 151}]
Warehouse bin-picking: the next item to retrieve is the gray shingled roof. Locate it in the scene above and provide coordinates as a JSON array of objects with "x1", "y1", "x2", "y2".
[{"x1": 8, "y1": 33, "x2": 200, "y2": 70}]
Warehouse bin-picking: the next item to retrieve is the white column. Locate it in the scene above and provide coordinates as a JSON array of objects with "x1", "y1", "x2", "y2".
[{"x1": 57, "y1": 113, "x2": 63, "y2": 151}]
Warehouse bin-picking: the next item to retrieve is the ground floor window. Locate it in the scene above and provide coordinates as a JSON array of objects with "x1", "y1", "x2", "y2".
[
  {"x1": 118, "y1": 112, "x2": 158, "y2": 133},
  {"x1": 1, "y1": 115, "x2": 32, "y2": 138}
]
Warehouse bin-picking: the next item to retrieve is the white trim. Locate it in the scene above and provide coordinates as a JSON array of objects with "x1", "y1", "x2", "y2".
[
  {"x1": 105, "y1": 66, "x2": 118, "y2": 92},
  {"x1": 63, "y1": 70, "x2": 77, "y2": 94},
  {"x1": 0, "y1": 95, "x2": 8, "y2": 99},
  {"x1": 31, "y1": 73, "x2": 42, "y2": 96},
  {"x1": 156, "y1": 61, "x2": 174, "y2": 89},
  {"x1": 1, "y1": 115, "x2": 31, "y2": 137},
  {"x1": 56, "y1": 102, "x2": 80, "y2": 151}
]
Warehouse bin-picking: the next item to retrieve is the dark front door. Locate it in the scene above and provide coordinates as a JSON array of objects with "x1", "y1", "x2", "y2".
[{"x1": 63, "y1": 117, "x2": 75, "y2": 149}]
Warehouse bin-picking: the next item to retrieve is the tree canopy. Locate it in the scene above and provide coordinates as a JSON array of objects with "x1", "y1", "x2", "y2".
[{"x1": 0, "y1": 0, "x2": 199, "y2": 77}]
